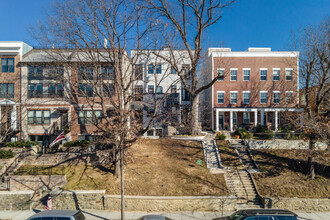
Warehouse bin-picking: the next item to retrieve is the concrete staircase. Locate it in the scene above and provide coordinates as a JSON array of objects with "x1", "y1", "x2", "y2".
[{"x1": 225, "y1": 169, "x2": 262, "y2": 209}]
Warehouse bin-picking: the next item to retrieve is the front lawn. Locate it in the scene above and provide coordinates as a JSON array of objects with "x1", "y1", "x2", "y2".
[
  {"x1": 252, "y1": 149, "x2": 330, "y2": 198},
  {"x1": 62, "y1": 139, "x2": 229, "y2": 196}
]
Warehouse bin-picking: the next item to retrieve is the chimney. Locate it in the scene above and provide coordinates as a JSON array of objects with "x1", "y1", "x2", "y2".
[{"x1": 104, "y1": 38, "x2": 108, "y2": 48}]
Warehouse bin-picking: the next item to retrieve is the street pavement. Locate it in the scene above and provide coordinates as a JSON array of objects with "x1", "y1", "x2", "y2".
[{"x1": 0, "y1": 210, "x2": 329, "y2": 220}]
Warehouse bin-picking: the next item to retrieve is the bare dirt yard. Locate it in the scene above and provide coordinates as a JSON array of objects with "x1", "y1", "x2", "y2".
[
  {"x1": 216, "y1": 140, "x2": 243, "y2": 168},
  {"x1": 62, "y1": 139, "x2": 229, "y2": 196},
  {"x1": 251, "y1": 149, "x2": 330, "y2": 198}
]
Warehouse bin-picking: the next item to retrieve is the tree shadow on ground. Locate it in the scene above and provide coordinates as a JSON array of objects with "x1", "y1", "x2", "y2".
[{"x1": 251, "y1": 149, "x2": 330, "y2": 178}]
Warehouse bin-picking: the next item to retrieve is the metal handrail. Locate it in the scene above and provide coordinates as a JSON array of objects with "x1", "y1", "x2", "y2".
[{"x1": 235, "y1": 165, "x2": 249, "y2": 201}]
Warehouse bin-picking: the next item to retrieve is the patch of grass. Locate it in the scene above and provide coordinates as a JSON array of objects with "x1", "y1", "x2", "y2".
[
  {"x1": 63, "y1": 139, "x2": 229, "y2": 196},
  {"x1": 216, "y1": 140, "x2": 242, "y2": 168},
  {"x1": 13, "y1": 165, "x2": 66, "y2": 175},
  {"x1": 252, "y1": 149, "x2": 330, "y2": 198}
]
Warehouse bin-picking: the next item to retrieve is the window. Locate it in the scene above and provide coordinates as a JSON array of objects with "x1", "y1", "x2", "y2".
[
  {"x1": 29, "y1": 135, "x2": 46, "y2": 145},
  {"x1": 155, "y1": 64, "x2": 162, "y2": 74},
  {"x1": 148, "y1": 85, "x2": 154, "y2": 94},
  {"x1": 243, "y1": 112, "x2": 250, "y2": 124},
  {"x1": 182, "y1": 64, "x2": 191, "y2": 79},
  {"x1": 135, "y1": 85, "x2": 143, "y2": 101},
  {"x1": 28, "y1": 84, "x2": 43, "y2": 98},
  {"x1": 78, "y1": 67, "x2": 94, "y2": 80},
  {"x1": 286, "y1": 91, "x2": 294, "y2": 104},
  {"x1": 147, "y1": 130, "x2": 154, "y2": 136},
  {"x1": 260, "y1": 69, "x2": 267, "y2": 81},
  {"x1": 171, "y1": 67, "x2": 177, "y2": 74},
  {"x1": 182, "y1": 88, "x2": 190, "y2": 101},
  {"x1": 230, "y1": 69, "x2": 237, "y2": 81},
  {"x1": 1, "y1": 58, "x2": 15, "y2": 72},
  {"x1": 134, "y1": 64, "x2": 143, "y2": 80},
  {"x1": 260, "y1": 92, "x2": 267, "y2": 104},
  {"x1": 48, "y1": 66, "x2": 64, "y2": 79},
  {"x1": 273, "y1": 92, "x2": 280, "y2": 104},
  {"x1": 28, "y1": 65, "x2": 43, "y2": 80},
  {"x1": 243, "y1": 69, "x2": 250, "y2": 81},
  {"x1": 230, "y1": 92, "x2": 237, "y2": 104},
  {"x1": 286, "y1": 69, "x2": 293, "y2": 81},
  {"x1": 101, "y1": 66, "x2": 115, "y2": 80},
  {"x1": 0, "y1": 84, "x2": 14, "y2": 98},
  {"x1": 217, "y1": 69, "x2": 224, "y2": 81},
  {"x1": 217, "y1": 92, "x2": 224, "y2": 104},
  {"x1": 273, "y1": 69, "x2": 280, "y2": 81},
  {"x1": 48, "y1": 84, "x2": 64, "y2": 97},
  {"x1": 28, "y1": 110, "x2": 50, "y2": 124},
  {"x1": 78, "y1": 110, "x2": 102, "y2": 124},
  {"x1": 103, "y1": 84, "x2": 115, "y2": 96},
  {"x1": 78, "y1": 83, "x2": 93, "y2": 97},
  {"x1": 233, "y1": 112, "x2": 237, "y2": 125},
  {"x1": 243, "y1": 92, "x2": 250, "y2": 104},
  {"x1": 147, "y1": 64, "x2": 154, "y2": 74},
  {"x1": 171, "y1": 85, "x2": 177, "y2": 93},
  {"x1": 156, "y1": 86, "x2": 163, "y2": 94}
]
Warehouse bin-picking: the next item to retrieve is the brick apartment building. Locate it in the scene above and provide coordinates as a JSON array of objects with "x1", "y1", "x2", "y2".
[
  {"x1": 0, "y1": 42, "x2": 32, "y2": 142},
  {"x1": 200, "y1": 47, "x2": 301, "y2": 132}
]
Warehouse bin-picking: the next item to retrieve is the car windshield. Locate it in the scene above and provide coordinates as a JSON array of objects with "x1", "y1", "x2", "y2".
[{"x1": 230, "y1": 211, "x2": 246, "y2": 220}]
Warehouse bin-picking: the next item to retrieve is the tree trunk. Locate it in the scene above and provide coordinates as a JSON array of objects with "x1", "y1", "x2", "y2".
[
  {"x1": 120, "y1": 148, "x2": 125, "y2": 220},
  {"x1": 307, "y1": 140, "x2": 315, "y2": 179},
  {"x1": 190, "y1": 94, "x2": 200, "y2": 135},
  {"x1": 114, "y1": 145, "x2": 120, "y2": 178}
]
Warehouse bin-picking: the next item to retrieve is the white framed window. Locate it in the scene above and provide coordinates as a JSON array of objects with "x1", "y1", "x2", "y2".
[
  {"x1": 273, "y1": 91, "x2": 280, "y2": 104},
  {"x1": 230, "y1": 69, "x2": 237, "y2": 81},
  {"x1": 217, "y1": 91, "x2": 225, "y2": 104},
  {"x1": 233, "y1": 112, "x2": 237, "y2": 125},
  {"x1": 243, "y1": 91, "x2": 250, "y2": 104},
  {"x1": 243, "y1": 68, "x2": 250, "y2": 81},
  {"x1": 285, "y1": 68, "x2": 293, "y2": 81},
  {"x1": 286, "y1": 91, "x2": 294, "y2": 104},
  {"x1": 260, "y1": 91, "x2": 267, "y2": 104},
  {"x1": 230, "y1": 91, "x2": 237, "y2": 104},
  {"x1": 217, "y1": 68, "x2": 224, "y2": 81},
  {"x1": 243, "y1": 112, "x2": 250, "y2": 124},
  {"x1": 273, "y1": 68, "x2": 280, "y2": 81},
  {"x1": 260, "y1": 68, "x2": 267, "y2": 81}
]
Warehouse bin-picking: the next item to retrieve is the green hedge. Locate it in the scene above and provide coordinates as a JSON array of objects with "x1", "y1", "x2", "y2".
[
  {"x1": 234, "y1": 128, "x2": 251, "y2": 139},
  {"x1": 255, "y1": 124, "x2": 274, "y2": 139},
  {"x1": 0, "y1": 149, "x2": 14, "y2": 159},
  {"x1": 63, "y1": 140, "x2": 90, "y2": 148},
  {"x1": 215, "y1": 132, "x2": 226, "y2": 140},
  {"x1": 6, "y1": 140, "x2": 38, "y2": 148}
]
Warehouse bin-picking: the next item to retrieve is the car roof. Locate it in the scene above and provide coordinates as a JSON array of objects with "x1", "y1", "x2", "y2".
[
  {"x1": 142, "y1": 215, "x2": 166, "y2": 220},
  {"x1": 236, "y1": 209, "x2": 297, "y2": 216},
  {"x1": 29, "y1": 210, "x2": 80, "y2": 217}
]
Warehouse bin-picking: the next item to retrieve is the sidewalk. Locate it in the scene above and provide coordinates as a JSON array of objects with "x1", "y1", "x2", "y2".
[{"x1": 0, "y1": 210, "x2": 329, "y2": 220}]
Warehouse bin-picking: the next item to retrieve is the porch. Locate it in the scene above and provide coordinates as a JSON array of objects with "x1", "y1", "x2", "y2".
[{"x1": 214, "y1": 108, "x2": 302, "y2": 132}]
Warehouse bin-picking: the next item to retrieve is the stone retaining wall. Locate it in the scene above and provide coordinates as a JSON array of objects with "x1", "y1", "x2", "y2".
[
  {"x1": 0, "y1": 191, "x2": 34, "y2": 210},
  {"x1": 244, "y1": 140, "x2": 327, "y2": 150},
  {"x1": 10, "y1": 175, "x2": 66, "y2": 191},
  {"x1": 104, "y1": 195, "x2": 237, "y2": 212},
  {"x1": 264, "y1": 197, "x2": 330, "y2": 212}
]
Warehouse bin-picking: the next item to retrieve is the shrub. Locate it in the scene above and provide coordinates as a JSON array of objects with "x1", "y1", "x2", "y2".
[
  {"x1": 255, "y1": 124, "x2": 274, "y2": 139},
  {"x1": 63, "y1": 140, "x2": 90, "y2": 148},
  {"x1": 256, "y1": 124, "x2": 268, "y2": 133},
  {"x1": 235, "y1": 128, "x2": 250, "y2": 139},
  {"x1": 0, "y1": 149, "x2": 14, "y2": 159},
  {"x1": 215, "y1": 132, "x2": 226, "y2": 140},
  {"x1": 6, "y1": 140, "x2": 37, "y2": 148}
]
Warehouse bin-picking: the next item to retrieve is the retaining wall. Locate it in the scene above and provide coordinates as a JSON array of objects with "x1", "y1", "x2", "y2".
[
  {"x1": 244, "y1": 140, "x2": 327, "y2": 150},
  {"x1": 264, "y1": 197, "x2": 330, "y2": 212},
  {"x1": 9, "y1": 175, "x2": 66, "y2": 191},
  {"x1": 0, "y1": 191, "x2": 34, "y2": 210}
]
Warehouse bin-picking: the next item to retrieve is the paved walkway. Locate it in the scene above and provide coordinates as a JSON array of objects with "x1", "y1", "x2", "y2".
[
  {"x1": 202, "y1": 133, "x2": 226, "y2": 174},
  {"x1": 0, "y1": 210, "x2": 329, "y2": 220}
]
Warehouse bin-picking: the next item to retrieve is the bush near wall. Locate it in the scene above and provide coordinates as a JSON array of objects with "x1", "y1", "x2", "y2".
[
  {"x1": 63, "y1": 140, "x2": 90, "y2": 148},
  {"x1": 6, "y1": 140, "x2": 37, "y2": 148},
  {"x1": 0, "y1": 149, "x2": 14, "y2": 159},
  {"x1": 255, "y1": 125, "x2": 274, "y2": 140},
  {"x1": 215, "y1": 132, "x2": 226, "y2": 140}
]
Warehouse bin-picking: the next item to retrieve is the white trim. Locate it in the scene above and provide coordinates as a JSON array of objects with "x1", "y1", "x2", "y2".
[
  {"x1": 273, "y1": 91, "x2": 280, "y2": 93},
  {"x1": 285, "y1": 68, "x2": 293, "y2": 70},
  {"x1": 230, "y1": 91, "x2": 238, "y2": 93},
  {"x1": 209, "y1": 51, "x2": 299, "y2": 58},
  {"x1": 243, "y1": 91, "x2": 251, "y2": 93},
  {"x1": 297, "y1": 55, "x2": 299, "y2": 105},
  {"x1": 211, "y1": 55, "x2": 214, "y2": 130},
  {"x1": 260, "y1": 91, "x2": 268, "y2": 93},
  {"x1": 243, "y1": 69, "x2": 250, "y2": 81},
  {"x1": 242, "y1": 68, "x2": 251, "y2": 70},
  {"x1": 285, "y1": 91, "x2": 294, "y2": 93},
  {"x1": 213, "y1": 107, "x2": 303, "y2": 112},
  {"x1": 260, "y1": 68, "x2": 268, "y2": 70},
  {"x1": 272, "y1": 68, "x2": 280, "y2": 70},
  {"x1": 216, "y1": 91, "x2": 225, "y2": 104},
  {"x1": 230, "y1": 68, "x2": 238, "y2": 70}
]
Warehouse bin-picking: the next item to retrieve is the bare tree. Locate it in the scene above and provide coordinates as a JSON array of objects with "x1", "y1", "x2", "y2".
[
  {"x1": 31, "y1": 0, "x2": 174, "y2": 219},
  {"x1": 144, "y1": 0, "x2": 236, "y2": 134},
  {"x1": 291, "y1": 17, "x2": 329, "y2": 179}
]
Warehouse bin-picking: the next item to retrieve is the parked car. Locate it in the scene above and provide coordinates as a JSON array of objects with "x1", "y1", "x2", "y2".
[
  {"x1": 139, "y1": 215, "x2": 173, "y2": 220},
  {"x1": 213, "y1": 209, "x2": 299, "y2": 220},
  {"x1": 27, "y1": 210, "x2": 85, "y2": 220}
]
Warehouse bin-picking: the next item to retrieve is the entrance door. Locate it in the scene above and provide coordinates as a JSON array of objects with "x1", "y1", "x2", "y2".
[
  {"x1": 218, "y1": 112, "x2": 224, "y2": 130},
  {"x1": 1, "y1": 106, "x2": 13, "y2": 131},
  {"x1": 59, "y1": 110, "x2": 69, "y2": 130}
]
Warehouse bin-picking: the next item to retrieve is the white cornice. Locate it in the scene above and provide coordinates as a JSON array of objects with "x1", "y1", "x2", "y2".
[{"x1": 210, "y1": 51, "x2": 299, "y2": 58}]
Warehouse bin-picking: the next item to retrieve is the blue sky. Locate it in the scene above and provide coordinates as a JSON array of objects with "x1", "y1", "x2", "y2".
[{"x1": 0, "y1": 0, "x2": 329, "y2": 51}]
